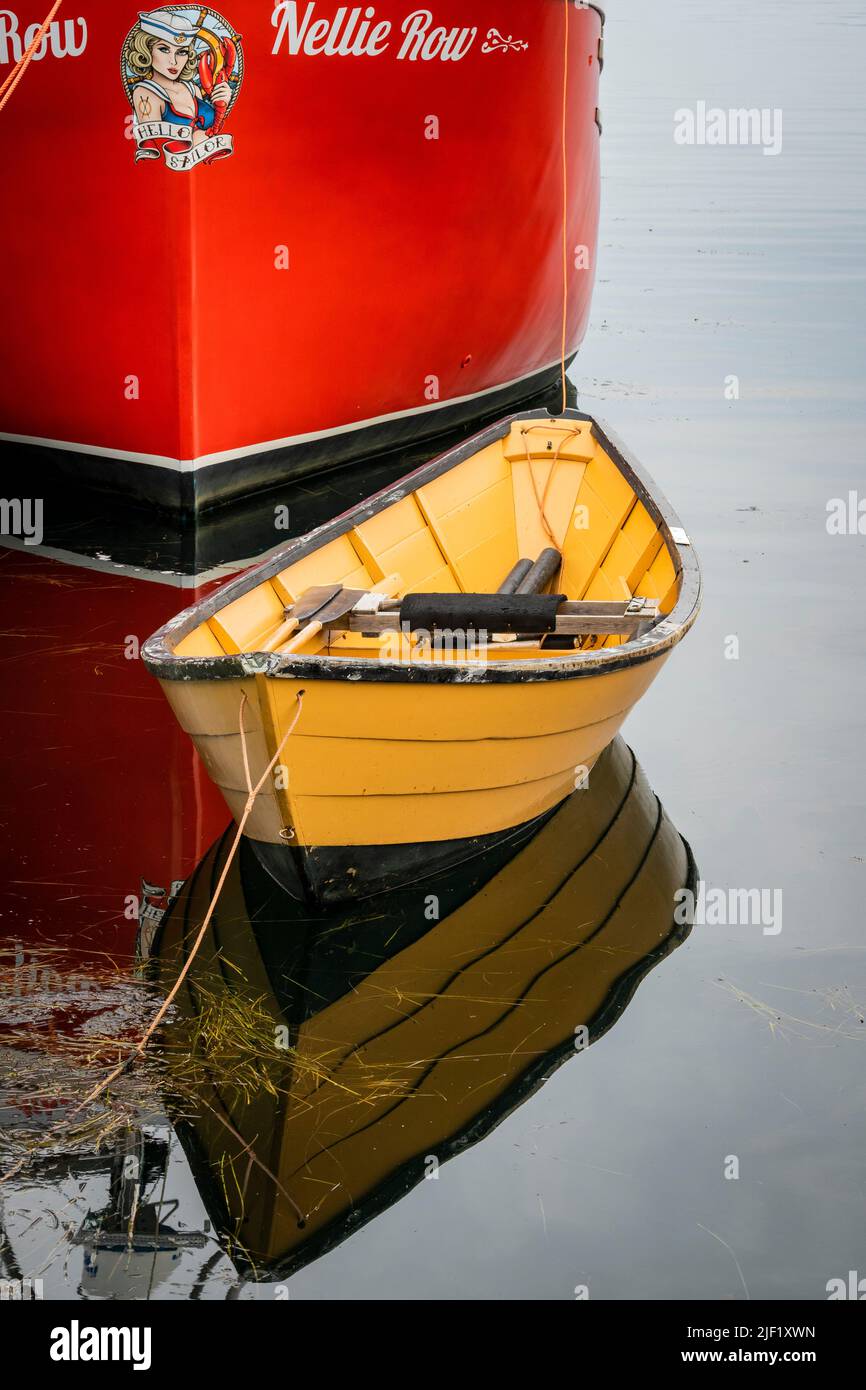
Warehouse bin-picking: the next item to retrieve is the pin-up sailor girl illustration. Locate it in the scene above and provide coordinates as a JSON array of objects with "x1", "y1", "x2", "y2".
[{"x1": 122, "y1": 8, "x2": 243, "y2": 170}]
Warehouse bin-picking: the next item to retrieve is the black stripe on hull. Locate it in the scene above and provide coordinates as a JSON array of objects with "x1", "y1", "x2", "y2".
[
  {"x1": 248, "y1": 803, "x2": 560, "y2": 907},
  {"x1": 1, "y1": 365, "x2": 575, "y2": 520}
]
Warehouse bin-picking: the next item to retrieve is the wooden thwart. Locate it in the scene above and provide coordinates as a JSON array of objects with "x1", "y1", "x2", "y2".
[
  {"x1": 277, "y1": 581, "x2": 659, "y2": 645},
  {"x1": 349, "y1": 597, "x2": 658, "y2": 638}
]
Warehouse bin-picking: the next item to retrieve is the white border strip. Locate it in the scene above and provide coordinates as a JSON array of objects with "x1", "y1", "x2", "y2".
[
  {"x1": 0, "y1": 358, "x2": 567, "y2": 475},
  {"x1": 0, "y1": 535, "x2": 250, "y2": 588}
]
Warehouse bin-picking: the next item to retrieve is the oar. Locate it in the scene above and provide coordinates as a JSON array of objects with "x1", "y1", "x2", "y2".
[
  {"x1": 259, "y1": 584, "x2": 343, "y2": 653},
  {"x1": 496, "y1": 558, "x2": 534, "y2": 595},
  {"x1": 515, "y1": 547, "x2": 562, "y2": 594},
  {"x1": 493, "y1": 549, "x2": 562, "y2": 641},
  {"x1": 283, "y1": 551, "x2": 571, "y2": 644},
  {"x1": 268, "y1": 574, "x2": 403, "y2": 654},
  {"x1": 263, "y1": 551, "x2": 657, "y2": 651}
]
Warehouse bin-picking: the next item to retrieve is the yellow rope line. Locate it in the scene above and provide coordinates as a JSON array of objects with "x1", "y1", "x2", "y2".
[
  {"x1": 1, "y1": 688, "x2": 305, "y2": 1188},
  {"x1": 0, "y1": 1, "x2": 63, "y2": 114},
  {"x1": 560, "y1": 0, "x2": 570, "y2": 414},
  {"x1": 522, "y1": 426, "x2": 581, "y2": 549},
  {"x1": 541, "y1": 428, "x2": 581, "y2": 543},
  {"x1": 128, "y1": 688, "x2": 305, "y2": 1058},
  {"x1": 523, "y1": 430, "x2": 557, "y2": 547}
]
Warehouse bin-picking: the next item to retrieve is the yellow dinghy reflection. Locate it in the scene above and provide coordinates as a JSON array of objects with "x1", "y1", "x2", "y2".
[
  {"x1": 151, "y1": 738, "x2": 697, "y2": 1280},
  {"x1": 143, "y1": 410, "x2": 701, "y2": 900}
]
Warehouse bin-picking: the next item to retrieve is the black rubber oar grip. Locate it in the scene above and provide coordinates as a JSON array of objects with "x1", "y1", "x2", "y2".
[
  {"x1": 400, "y1": 592, "x2": 566, "y2": 634},
  {"x1": 496, "y1": 558, "x2": 534, "y2": 594},
  {"x1": 516, "y1": 547, "x2": 563, "y2": 595}
]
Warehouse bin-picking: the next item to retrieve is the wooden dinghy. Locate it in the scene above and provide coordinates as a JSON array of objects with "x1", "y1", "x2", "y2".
[
  {"x1": 143, "y1": 410, "x2": 701, "y2": 898},
  {"x1": 152, "y1": 738, "x2": 697, "y2": 1279}
]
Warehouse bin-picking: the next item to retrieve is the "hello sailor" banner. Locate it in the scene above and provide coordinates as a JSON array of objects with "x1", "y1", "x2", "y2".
[{"x1": 133, "y1": 119, "x2": 233, "y2": 169}]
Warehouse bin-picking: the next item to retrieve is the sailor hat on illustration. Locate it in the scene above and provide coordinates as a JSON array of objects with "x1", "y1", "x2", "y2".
[
  {"x1": 121, "y1": 6, "x2": 244, "y2": 172},
  {"x1": 137, "y1": 9, "x2": 198, "y2": 44}
]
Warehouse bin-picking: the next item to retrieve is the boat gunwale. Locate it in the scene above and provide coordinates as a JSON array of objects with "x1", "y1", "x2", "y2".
[{"x1": 141, "y1": 409, "x2": 701, "y2": 687}]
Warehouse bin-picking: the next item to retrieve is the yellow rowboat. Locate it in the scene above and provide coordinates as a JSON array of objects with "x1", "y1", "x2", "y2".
[
  {"x1": 151, "y1": 738, "x2": 697, "y2": 1279},
  {"x1": 143, "y1": 410, "x2": 701, "y2": 900}
]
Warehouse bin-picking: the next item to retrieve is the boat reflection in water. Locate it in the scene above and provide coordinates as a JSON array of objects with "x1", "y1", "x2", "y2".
[{"x1": 151, "y1": 736, "x2": 697, "y2": 1280}]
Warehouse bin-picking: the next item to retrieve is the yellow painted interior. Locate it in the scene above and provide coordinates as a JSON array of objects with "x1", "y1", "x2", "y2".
[{"x1": 173, "y1": 420, "x2": 680, "y2": 664}]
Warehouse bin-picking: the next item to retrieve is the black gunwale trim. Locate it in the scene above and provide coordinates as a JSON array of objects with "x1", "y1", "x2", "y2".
[
  {"x1": 142, "y1": 409, "x2": 701, "y2": 687},
  {"x1": 0, "y1": 362, "x2": 574, "y2": 520}
]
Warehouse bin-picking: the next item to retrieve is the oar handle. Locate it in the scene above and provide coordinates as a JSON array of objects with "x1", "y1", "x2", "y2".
[
  {"x1": 496, "y1": 558, "x2": 534, "y2": 594},
  {"x1": 515, "y1": 547, "x2": 562, "y2": 595},
  {"x1": 282, "y1": 619, "x2": 323, "y2": 654},
  {"x1": 260, "y1": 616, "x2": 300, "y2": 653}
]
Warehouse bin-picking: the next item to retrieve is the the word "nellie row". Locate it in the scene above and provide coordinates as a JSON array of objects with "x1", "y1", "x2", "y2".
[{"x1": 271, "y1": 4, "x2": 480, "y2": 61}]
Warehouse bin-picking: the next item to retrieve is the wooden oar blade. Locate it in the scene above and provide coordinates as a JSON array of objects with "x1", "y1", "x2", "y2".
[{"x1": 290, "y1": 584, "x2": 345, "y2": 623}]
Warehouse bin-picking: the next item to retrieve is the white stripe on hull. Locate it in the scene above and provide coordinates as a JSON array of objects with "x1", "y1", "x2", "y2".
[{"x1": 0, "y1": 357, "x2": 570, "y2": 474}]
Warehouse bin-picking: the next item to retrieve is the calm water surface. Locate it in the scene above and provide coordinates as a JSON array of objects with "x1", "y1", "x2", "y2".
[{"x1": 1, "y1": 0, "x2": 864, "y2": 1300}]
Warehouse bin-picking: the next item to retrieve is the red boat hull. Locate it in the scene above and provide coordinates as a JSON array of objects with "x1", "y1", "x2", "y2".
[{"x1": 0, "y1": 2, "x2": 602, "y2": 509}]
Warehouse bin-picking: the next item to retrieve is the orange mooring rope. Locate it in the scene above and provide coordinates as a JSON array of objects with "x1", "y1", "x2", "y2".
[
  {"x1": 129, "y1": 689, "x2": 305, "y2": 1059},
  {"x1": 523, "y1": 425, "x2": 581, "y2": 547},
  {"x1": 0, "y1": 0, "x2": 63, "y2": 114},
  {"x1": 560, "y1": 0, "x2": 570, "y2": 415},
  {"x1": 0, "y1": 688, "x2": 306, "y2": 1191}
]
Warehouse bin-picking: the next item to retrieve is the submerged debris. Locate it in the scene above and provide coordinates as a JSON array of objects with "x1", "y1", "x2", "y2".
[
  {"x1": 716, "y1": 976, "x2": 866, "y2": 1044},
  {"x1": 0, "y1": 943, "x2": 410, "y2": 1184}
]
